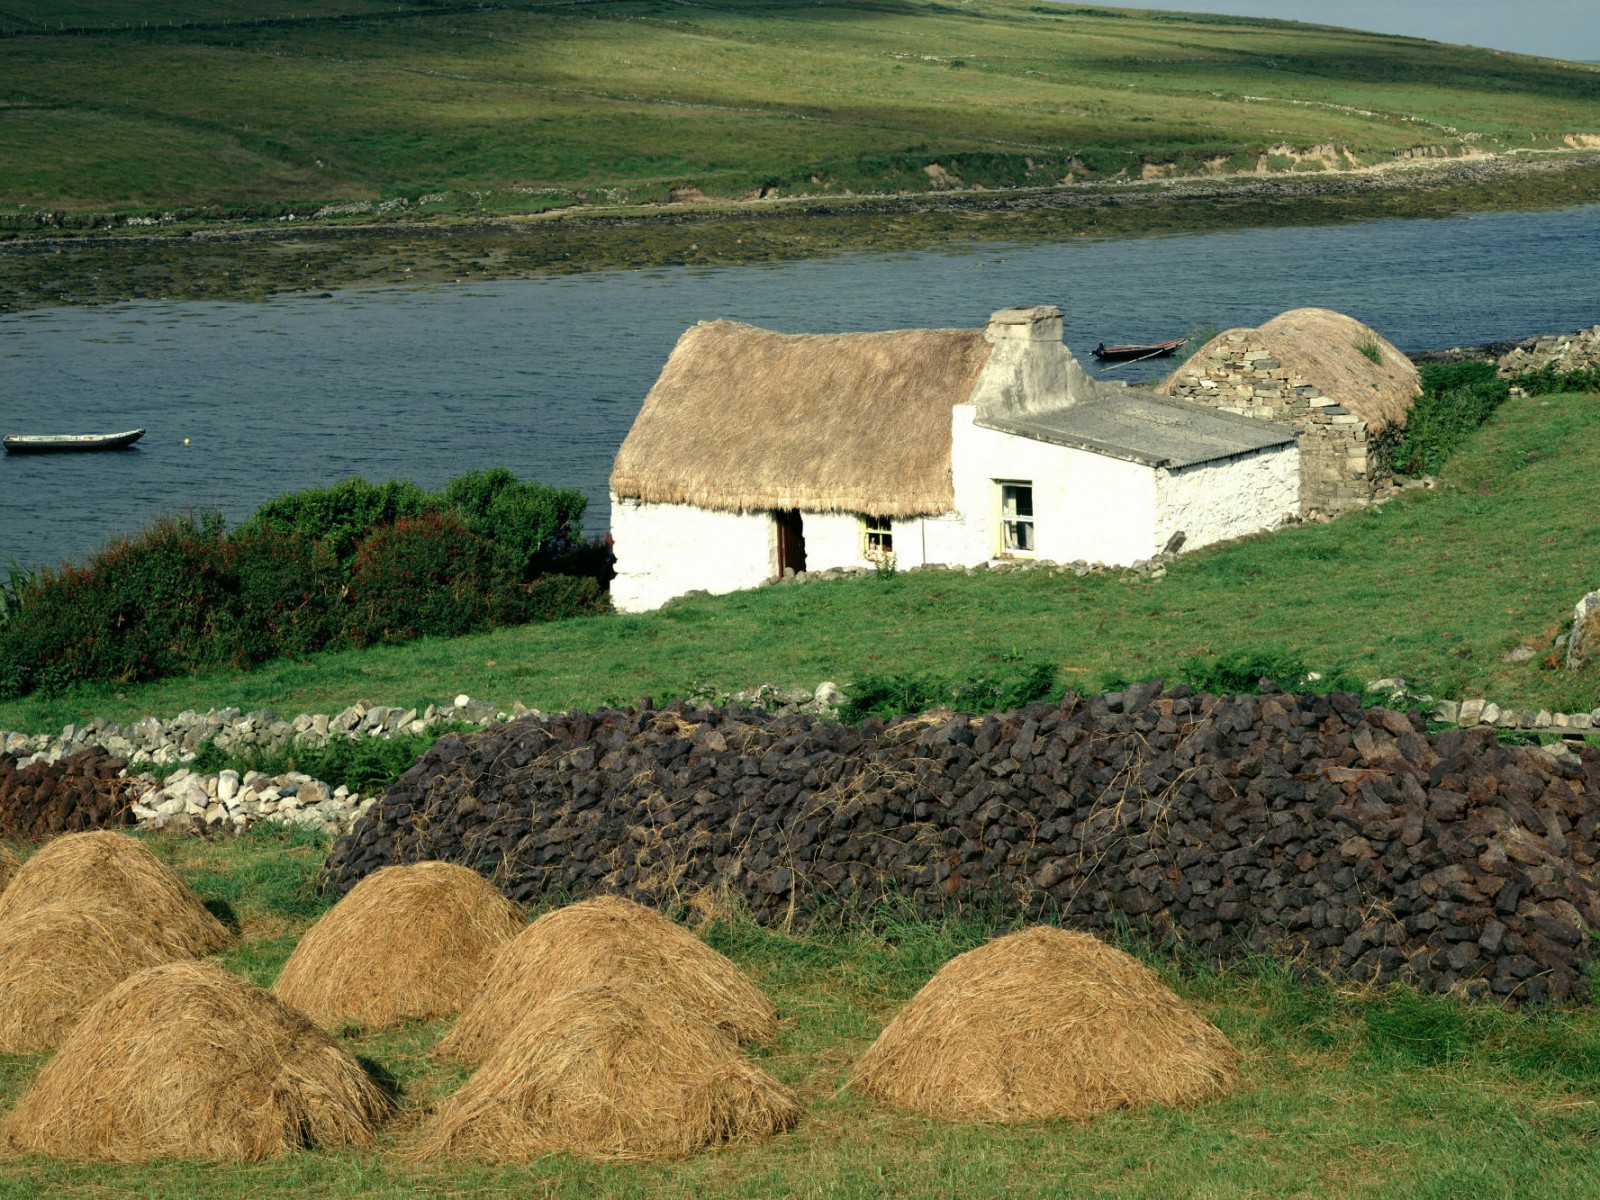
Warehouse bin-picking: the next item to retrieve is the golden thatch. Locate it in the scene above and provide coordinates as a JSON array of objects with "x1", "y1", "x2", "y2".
[
  {"x1": 1165, "y1": 307, "x2": 1418, "y2": 432},
  {"x1": 850, "y1": 926, "x2": 1239, "y2": 1123},
  {"x1": 415, "y1": 984, "x2": 801, "y2": 1163},
  {"x1": 274, "y1": 861, "x2": 524, "y2": 1027},
  {"x1": 610, "y1": 320, "x2": 993, "y2": 517},
  {"x1": 0, "y1": 830, "x2": 232, "y2": 958},
  {"x1": 0, "y1": 961, "x2": 393, "y2": 1163},
  {"x1": 0, "y1": 904, "x2": 179, "y2": 1054},
  {"x1": 437, "y1": 894, "x2": 778, "y2": 1065},
  {"x1": 0, "y1": 844, "x2": 19, "y2": 894}
]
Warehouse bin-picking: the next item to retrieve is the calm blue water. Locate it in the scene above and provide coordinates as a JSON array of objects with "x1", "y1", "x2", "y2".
[{"x1": 3, "y1": 202, "x2": 1599, "y2": 571}]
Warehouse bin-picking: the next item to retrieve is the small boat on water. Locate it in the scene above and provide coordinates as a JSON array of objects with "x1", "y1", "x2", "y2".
[
  {"x1": 1092, "y1": 337, "x2": 1187, "y2": 363},
  {"x1": 3, "y1": 429, "x2": 146, "y2": 454}
]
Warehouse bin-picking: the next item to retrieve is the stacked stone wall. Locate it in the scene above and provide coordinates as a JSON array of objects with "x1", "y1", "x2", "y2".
[
  {"x1": 326, "y1": 689, "x2": 1600, "y2": 1006},
  {"x1": 1164, "y1": 332, "x2": 1381, "y2": 514}
]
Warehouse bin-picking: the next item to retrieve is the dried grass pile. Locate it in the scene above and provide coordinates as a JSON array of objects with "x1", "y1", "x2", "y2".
[
  {"x1": 274, "y1": 861, "x2": 523, "y2": 1027},
  {"x1": 0, "y1": 904, "x2": 178, "y2": 1054},
  {"x1": 438, "y1": 894, "x2": 777, "y2": 1065},
  {"x1": 850, "y1": 926, "x2": 1239, "y2": 1123},
  {"x1": 417, "y1": 984, "x2": 800, "y2": 1163},
  {"x1": 0, "y1": 961, "x2": 393, "y2": 1162},
  {"x1": 0, "y1": 830, "x2": 231, "y2": 957},
  {"x1": 0, "y1": 844, "x2": 18, "y2": 893}
]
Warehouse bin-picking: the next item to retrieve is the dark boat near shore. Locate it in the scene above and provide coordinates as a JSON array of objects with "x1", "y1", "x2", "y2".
[
  {"x1": 3, "y1": 429, "x2": 145, "y2": 454},
  {"x1": 1092, "y1": 337, "x2": 1187, "y2": 362}
]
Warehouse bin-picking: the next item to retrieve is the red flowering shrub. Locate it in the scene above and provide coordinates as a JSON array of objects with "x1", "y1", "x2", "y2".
[{"x1": 343, "y1": 512, "x2": 521, "y2": 647}]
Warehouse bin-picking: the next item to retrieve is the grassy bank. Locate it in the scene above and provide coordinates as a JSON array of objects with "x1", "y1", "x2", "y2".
[
  {"x1": 2, "y1": 826, "x2": 1600, "y2": 1197},
  {"x1": 2, "y1": 388, "x2": 1597, "y2": 736},
  {"x1": 5, "y1": 0, "x2": 1600, "y2": 229}
]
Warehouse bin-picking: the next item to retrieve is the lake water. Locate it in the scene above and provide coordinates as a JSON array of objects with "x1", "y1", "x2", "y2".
[{"x1": 3, "y1": 201, "x2": 1599, "y2": 571}]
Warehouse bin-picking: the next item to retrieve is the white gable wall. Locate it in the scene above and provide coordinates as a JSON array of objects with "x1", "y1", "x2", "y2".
[
  {"x1": 1155, "y1": 445, "x2": 1300, "y2": 553},
  {"x1": 610, "y1": 496, "x2": 775, "y2": 614}
]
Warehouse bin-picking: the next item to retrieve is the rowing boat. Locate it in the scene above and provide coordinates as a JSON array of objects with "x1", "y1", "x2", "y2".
[
  {"x1": 3, "y1": 429, "x2": 146, "y2": 454},
  {"x1": 1091, "y1": 338, "x2": 1187, "y2": 363}
]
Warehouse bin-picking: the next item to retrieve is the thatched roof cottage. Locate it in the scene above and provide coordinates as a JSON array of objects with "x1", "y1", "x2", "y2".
[
  {"x1": 1160, "y1": 309, "x2": 1420, "y2": 514},
  {"x1": 610, "y1": 306, "x2": 1299, "y2": 613}
]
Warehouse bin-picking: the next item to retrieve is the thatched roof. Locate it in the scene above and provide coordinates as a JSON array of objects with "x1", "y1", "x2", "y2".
[
  {"x1": 1166, "y1": 308, "x2": 1418, "y2": 434},
  {"x1": 611, "y1": 321, "x2": 992, "y2": 518}
]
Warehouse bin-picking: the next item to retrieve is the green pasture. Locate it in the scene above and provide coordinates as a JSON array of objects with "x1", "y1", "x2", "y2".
[
  {"x1": 3, "y1": 0, "x2": 1600, "y2": 221},
  {"x1": 2, "y1": 825, "x2": 1600, "y2": 1198},
  {"x1": 2, "y1": 389, "x2": 1596, "y2": 737}
]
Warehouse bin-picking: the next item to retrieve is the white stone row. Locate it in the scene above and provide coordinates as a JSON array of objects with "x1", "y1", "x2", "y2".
[
  {"x1": 0, "y1": 693, "x2": 536, "y2": 772},
  {"x1": 127, "y1": 767, "x2": 376, "y2": 836}
]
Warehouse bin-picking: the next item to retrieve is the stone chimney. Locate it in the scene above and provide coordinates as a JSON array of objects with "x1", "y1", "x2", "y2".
[
  {"x1": 985, "y1": 305, "x2": 1064, "y2": 344},
  {"x1": 972, "y1": 304, "x2": 1097, "y2": 417}
]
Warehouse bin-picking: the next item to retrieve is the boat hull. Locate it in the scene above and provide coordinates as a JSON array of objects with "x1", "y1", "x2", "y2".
[
  {"x1": 1091, "y1": 339, "x2": 1187, "y2": 363},
  {"x1": 3, "y1": 429, "x2": 146, "y2": 454}
]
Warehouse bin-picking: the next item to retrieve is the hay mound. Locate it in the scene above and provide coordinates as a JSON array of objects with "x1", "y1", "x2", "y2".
[
  {"x1": 274, "y1": 861, "x2": 523, "y2": 1027},
  {"x1": 437, "y1": 894, "x2": 777, "y2": 1065},
  {"x1": 850, "y1": 926, "x2": 1239, "y2": 1123},
  {"x1": 0, "y1": 960, "x2": 393, "y2": 1162},
  {"x1": 0, "y1": 830, "x2": 231, "y2": 957},
  {"x1": 0, "y1": 904, "x2": 179, "y2": 1054},
  {"x1": 0, "y1": 844, "x2": 18, "y2": 893},
  {"x1": 416, "y1": 984, "x2": 801, "y2": 1163}
]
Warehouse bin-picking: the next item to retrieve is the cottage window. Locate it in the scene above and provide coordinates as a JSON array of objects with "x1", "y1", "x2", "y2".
[
  {"x1": 862, "y1": 515, "x2": 893, "y2": 558},
  {"x1": 998, "y1": 482, "x2": 1035, "y2": 555}
]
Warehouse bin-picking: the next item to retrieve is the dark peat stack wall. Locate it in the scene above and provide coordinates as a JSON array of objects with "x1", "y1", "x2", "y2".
[
  {"x1": 324, "y1": 688, "x2": 1600, "y2": 1004},
  {"x1": 0, "y1": 749, "x2": 137, "y2": 839}
]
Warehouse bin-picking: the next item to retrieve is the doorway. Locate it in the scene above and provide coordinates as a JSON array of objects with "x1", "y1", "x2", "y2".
[{"x1": 775, "y1": 509, "x2": 807, "y2": 575}]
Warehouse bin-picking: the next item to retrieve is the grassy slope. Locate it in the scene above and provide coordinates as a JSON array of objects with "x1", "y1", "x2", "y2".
[
  {"x1": 3, "y1": 826, "x2": 1600, "y2": 1198},
  {"x1": 3, "y1": 0, "x2": 1600, "y2": 218},
  {"x1": 1, "y1": 390, "x2": 1596, "y2": 736}
]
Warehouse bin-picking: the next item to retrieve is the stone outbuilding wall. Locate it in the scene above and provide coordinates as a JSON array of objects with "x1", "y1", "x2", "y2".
[{"x1": 1161, "y1": 308, "x2": 1420, "y2": 515}]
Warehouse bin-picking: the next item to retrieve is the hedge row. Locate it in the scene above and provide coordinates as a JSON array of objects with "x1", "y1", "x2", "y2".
[{"x1": 0, "y1": 470, "x2": 611, "y2": 699}]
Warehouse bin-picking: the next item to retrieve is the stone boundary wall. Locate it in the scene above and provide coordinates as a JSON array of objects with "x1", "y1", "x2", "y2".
[
  {"x1": 1162, "y1": 332, "x2": 1381, "y2": 514},
  {"x1": 326, "y1": 689, "x2": 1600, "y2": 1006}
]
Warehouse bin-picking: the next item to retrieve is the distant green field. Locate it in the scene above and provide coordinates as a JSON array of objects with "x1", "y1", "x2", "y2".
[{"x1": 3, "y1": 0, "x2": 1600, "y2": 223}]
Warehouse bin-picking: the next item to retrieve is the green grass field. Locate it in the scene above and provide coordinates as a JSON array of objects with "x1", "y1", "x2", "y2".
[
  {"x1": 2, "y1": 824, "x2": 1600, "y2": 1198},
  {"x1": 1, "y1": 388, "x2": 1596, "y2": 738},
  {"x1": 4, "y1": 0, "x2": 1600, "y2": 225}
]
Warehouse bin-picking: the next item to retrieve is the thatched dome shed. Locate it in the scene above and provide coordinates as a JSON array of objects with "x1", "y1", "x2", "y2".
[{"x1": 1161, "y1": 308, "x2": 1420, "y2": 513}]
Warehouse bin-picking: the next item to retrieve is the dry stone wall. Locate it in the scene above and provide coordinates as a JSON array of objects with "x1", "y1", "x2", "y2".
[
  {"x1": 1163, "y1": 333, "x2": 1380, "y2": 514},
  {"x1": 1498, "y1": 325, "x2": 1600, "y2": 377},
  {"x1": 326, "y1": 689, "x2": 1600, "y2": 1006}
]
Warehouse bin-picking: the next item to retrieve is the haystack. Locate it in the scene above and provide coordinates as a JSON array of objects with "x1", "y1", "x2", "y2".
[
  {"x1": 0, "y1": 830, "x2": 231, "y2": 956},
  {"x1": 850, "y1": 926, "x2": 1239, "y2": 1123},
  {"x1": 0, "y1": 844, "x2": 18, "y2": 893},
  {"x1": 274, "y1": 861, "x2": 523, "y2": 1027},
  {"x1": 416, "y1": 984, "x2": 801, "y2": 1163},
  {"x1": 0, "y1": 961, "x2": 393, "y2": 1162},
  {"x1": 437, "y1": 894, "x2": 777, "y2": 1065},
  {"x1": 0, "y1": 904, "x2": 178, "y2": 1054}
]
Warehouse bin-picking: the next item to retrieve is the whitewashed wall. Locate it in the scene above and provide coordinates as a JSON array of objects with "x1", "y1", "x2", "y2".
[
  {"x1": 1154, "y1": 444, "x2": 1300, "y2": 552},
  {"x1": 944, "y1": 406, "x2": 1160, "y2": 565},
  {"x1": 610, "y1": 496, "x2": 775, "y2": 613}
]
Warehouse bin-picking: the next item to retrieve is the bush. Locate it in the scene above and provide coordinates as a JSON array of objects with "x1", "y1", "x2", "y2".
[
  {"x1": 343, "y1": 511, "x2": 523, "y2": 646},
  {"x1": 213, "y1": 527, "x2": 344, "y2": 665},
  {"x1": 244, "y1": 476, "x2": 433, "y2": 567},
  {"x1": 841, "y1": 660, "x2": 1058, "y2": 721},
  {"x1": 1517, "y1": 366, "x2": 1600, "y2": 395},
  {"x1": 443, "y1": 467, "x2": 587, "y2": 579},
  {"x1": 0, "y1": 515, "x2": 233, "y2": 697},
  {"x1": 1390, "y1": 362, "x2": 1510, "y2": 477},
  {"x1": 522, "y1": 573, "x2": 612, "y2": 622}
]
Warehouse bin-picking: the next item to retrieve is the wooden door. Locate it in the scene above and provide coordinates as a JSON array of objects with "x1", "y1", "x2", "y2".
[{"x1": 775, "y1": 509, "x2": 807, "y2": 575}]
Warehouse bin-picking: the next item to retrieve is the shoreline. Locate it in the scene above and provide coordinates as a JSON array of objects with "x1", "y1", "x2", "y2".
[{"x1": 3, "y1": 150, "x2": 1598, "y2": 313}]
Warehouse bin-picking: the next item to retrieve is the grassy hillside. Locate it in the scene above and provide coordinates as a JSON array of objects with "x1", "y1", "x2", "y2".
[
  {"x1": 2, "y1": 388, "x2": 1596, "y2": 736},
  {"x1": 3, "y1": 0, "x2": 1600, "y2": 225},
  {"x1": 2, "y1": 826, "x2": 1600, "y2": 1198}
]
